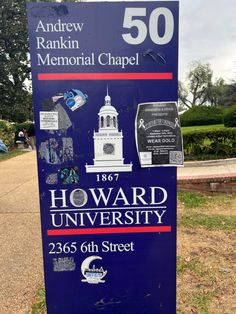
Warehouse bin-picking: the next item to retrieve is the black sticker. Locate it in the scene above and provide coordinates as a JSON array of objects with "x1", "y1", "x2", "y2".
[{"x1": 135, "y1": 102, "x2": 184, "y2": 167}]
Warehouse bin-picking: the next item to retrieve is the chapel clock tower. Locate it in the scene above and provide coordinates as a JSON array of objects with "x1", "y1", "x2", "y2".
[{"x1": 85, "y1": 90, "x2": 132, "y2": 173}]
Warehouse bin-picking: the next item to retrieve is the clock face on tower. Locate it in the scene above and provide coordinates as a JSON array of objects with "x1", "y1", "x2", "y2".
[{"x1": 103, "y1": 143, "x2": 115, "y2": 155}]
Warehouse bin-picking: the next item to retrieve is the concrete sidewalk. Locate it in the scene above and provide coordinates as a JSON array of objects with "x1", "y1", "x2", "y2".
[
  {"x1": 0, "y1": 151, "x2": 236, "y2": 313},
  {"x1": 0, "y1": 151, "x2": 43, "y2": 314},
  {"x1": 178, "y1": 158, "x2": 236, "y2": 179}
]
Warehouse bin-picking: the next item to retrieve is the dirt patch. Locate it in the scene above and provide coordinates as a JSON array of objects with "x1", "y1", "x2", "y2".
[
  {"x1": 177, "y1": 201, "x2": 185, "y2": 215},
  {"x1": 202, "y1": 197, "x2": 236, "y2": 216},
  {"x1": 177, "y1": 227, "x2": 236, "y2": 314}
]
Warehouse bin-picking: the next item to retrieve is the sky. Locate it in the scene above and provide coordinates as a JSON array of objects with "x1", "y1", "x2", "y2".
[
  {"x1": 88, "y1": 0, "x2": 236, "y2": 83},
  {"x1": 179, "y1": 0, "x2": 236, "y2": 82}
]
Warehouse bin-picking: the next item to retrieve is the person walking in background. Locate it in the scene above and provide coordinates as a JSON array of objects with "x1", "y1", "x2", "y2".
[{"x1": 18, "y1": 129, "x2": 32, "y2": 150}]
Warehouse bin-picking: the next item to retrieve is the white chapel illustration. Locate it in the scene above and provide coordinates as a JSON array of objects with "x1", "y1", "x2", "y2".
[{"x1": 85, "y1": 89, "x2": 132, "y2": 173}]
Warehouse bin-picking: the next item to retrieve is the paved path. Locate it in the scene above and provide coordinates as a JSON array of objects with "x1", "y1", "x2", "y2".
[
  {"x1": 0, "y1": 151, "x2": 236, "y2": 313},
  {"x1": 178, "y1": 158, "x2": 236, "y2": 179},
  {"x1": 0, "y1": 151, "x2": 43, "y2": 314}
]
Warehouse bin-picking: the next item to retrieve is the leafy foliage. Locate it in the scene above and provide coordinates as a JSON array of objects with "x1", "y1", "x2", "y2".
[
  {"x1": 222, "y1": 82, "x2": 236, "y2": 106},
  {"x1": 183, "y1": 128, "x2": 236, "y2": 159},
  {"x1": 208, "y1": 77, "x2": 225, "y2": 106},
  {"x1": 178, "y1": 62, "x2": 236, "y2": 109},
  {"x1": 0, "y1": 119, "x2": 15, "y2": 148},
  {"x1": 0, "y1": 0, "x2": 33, "y2": 122},
  {"x1": 180, "y1": 106, "x2": 223, "y2": 126},
  {"x1": 178, "y1": 62, "x2": 213, "y2": 108},
  {"x1": 223, "y1": 104, "x2": 236, "y2": 127},
  {"x1": 208, "y1": 81, "x2": 236, "y2": 108}
]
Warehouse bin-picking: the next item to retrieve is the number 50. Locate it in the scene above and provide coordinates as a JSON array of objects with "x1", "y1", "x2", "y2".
[{"x1": 122, "y1": 7, "x2": 174, "y2": 45}]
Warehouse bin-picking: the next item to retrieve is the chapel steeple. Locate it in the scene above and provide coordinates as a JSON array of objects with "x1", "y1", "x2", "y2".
[
  {"x1": 85, "y1": 88, "x2": 132, "y2": 173},
  {"x1": 98, "y1": 87, "x2": 118, "y2": 130},
  {"x1": 104, "y1": 85, "x2": 111, "y2": 106}
]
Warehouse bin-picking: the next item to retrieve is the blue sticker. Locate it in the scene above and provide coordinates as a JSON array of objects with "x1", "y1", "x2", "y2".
[
  {"x1": 59, "y1": 167, "x2": 79, "y2": 184},
  {"x1": 64, "y1": 89, "x2": 88, "y2": 111}
]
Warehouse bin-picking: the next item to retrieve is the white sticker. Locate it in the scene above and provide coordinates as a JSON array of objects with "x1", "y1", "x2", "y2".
[
  {"x1": 40, "y1": 112, "x2": 58, "y2": 130},
  {"x1": 139, "y1": 152, "x2": 152, "y2": 165}
]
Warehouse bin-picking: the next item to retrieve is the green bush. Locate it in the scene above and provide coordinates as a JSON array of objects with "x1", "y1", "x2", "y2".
[
  {"x1": 0, "y1": 120, "x2": 15, "y2": 148},
  {"x1": 180, "y1": 106, "x2": 223, "y2": 127},
  {"x1": 223, "y1": 104, "x2": 236, "y2": 127},
  {"x1": 183, "y1": 128, "x2": 236, "y2": 160},
  {"x1": 15, "y1": 121, "x2": 35, "y2": 141}
]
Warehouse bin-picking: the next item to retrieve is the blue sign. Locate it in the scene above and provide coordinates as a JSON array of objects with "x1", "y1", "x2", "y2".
[{"x1": 27, "y1": 2, "x2": 179, "y2": 313}]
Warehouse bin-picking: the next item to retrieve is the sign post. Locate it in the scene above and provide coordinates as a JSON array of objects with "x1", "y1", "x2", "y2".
[{"x1": 27, "y1": 2, "x2": 181, "y2": 313}]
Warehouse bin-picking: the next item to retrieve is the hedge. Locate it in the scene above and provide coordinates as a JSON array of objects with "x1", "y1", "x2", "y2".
[
  {"x1": 183, "y1": 128, "x2": 236, "y2": 160},
  {"x1": 223, "y1": 104, "x2": 236, "y2": 127},
  {"x1": 0, "y1": 120, "x2": 15, "y2": 148},
  {"x1": 180, "y1": 106, "x2": 223, "y2": 127}
]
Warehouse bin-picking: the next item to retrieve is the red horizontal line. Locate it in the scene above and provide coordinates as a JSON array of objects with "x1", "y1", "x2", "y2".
[
  {"x1": 47, "y1": 226, "x2": 172, "y2": 236},
  {"x1": 38, "y1": 72, "x2": 173, "y2": 81}
]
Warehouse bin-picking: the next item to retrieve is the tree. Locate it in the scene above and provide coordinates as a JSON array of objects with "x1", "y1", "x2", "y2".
[
  {"x1": 225, "y1": 81, "x2": 236, "y2": 106},
  {"x1": 208, "y1": 78, "x2": 236, "y2": 107},
  {"x1": 179, "y1": 61, "x2": 213, "y2": 109},
  {"x1": 208, "y1": 78, "x2": 225, "y2": 106},
  {"x1": 0, "y1": 0, "x2": 33, "y2": 122}
]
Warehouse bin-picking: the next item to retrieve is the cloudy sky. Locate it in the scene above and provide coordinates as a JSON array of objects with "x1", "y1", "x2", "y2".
[
  {"x1": 94, "y1": 0, "x2": 236, "y2": 82},
  {"x1": 179, "y1": 0, "x2": 236, "y2": 82}
]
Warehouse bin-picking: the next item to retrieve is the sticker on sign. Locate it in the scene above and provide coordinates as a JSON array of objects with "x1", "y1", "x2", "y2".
[{"x1": 40, "y1": 111, "x2": 59, "y2": 130}]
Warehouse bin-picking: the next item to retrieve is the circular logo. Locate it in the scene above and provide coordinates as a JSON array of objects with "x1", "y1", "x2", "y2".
[
  {"x1": 71, "y1": 189, "x2": 88, "y2": 207},
  {"x1": 103, "y1": 143, "x2": 115, "y2": 155}
]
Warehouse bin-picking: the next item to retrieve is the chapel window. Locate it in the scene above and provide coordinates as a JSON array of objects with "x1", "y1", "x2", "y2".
[{"x1": 106, "y1": 115, "x2": 111, "y2": 127}]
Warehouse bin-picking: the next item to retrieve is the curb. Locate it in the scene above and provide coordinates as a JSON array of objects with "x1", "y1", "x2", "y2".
[
  {"x1": 177, "y1": 173, "x2": 236, "y2": 193},
  {"x1": 184, "y1": 158, "x2": 236, "y2": 167},
  {"x1": 178, "y1": 173, "x2": 236, "y2": 182}
]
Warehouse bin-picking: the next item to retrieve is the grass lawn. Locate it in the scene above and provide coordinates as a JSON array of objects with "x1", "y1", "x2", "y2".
[
  {"x1": 181, "y1": 124, "x2": 224, "y2": 135},
  {"x1": 0, "y1": 150, "x2": 27, "y2": 162},
  {"x1": 177, "y1": 192, "x2": 236, "y2": 314}
]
